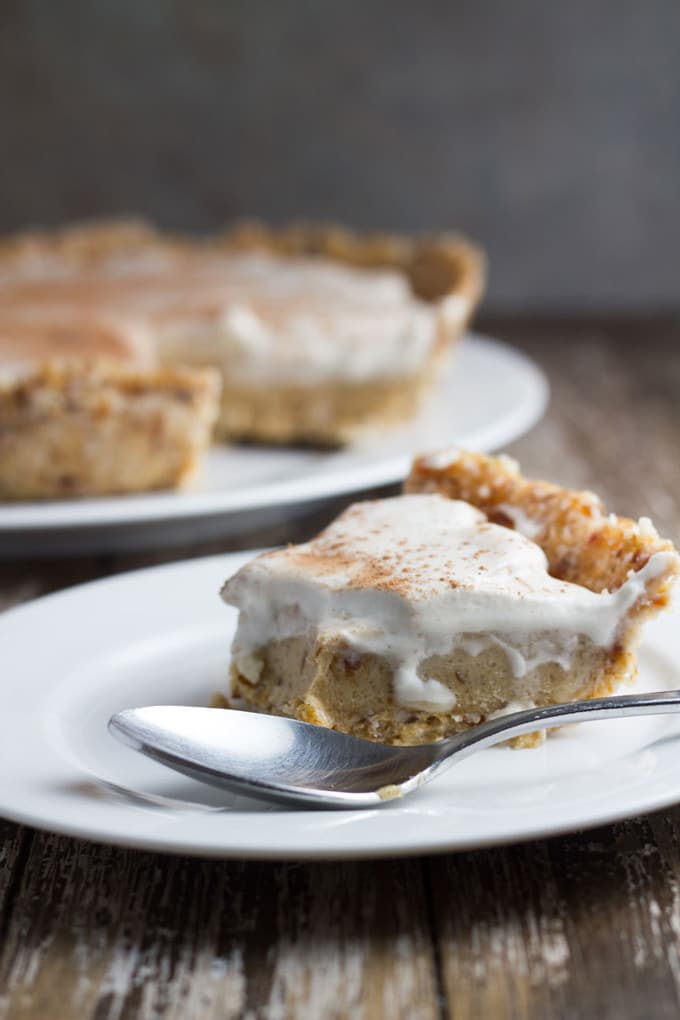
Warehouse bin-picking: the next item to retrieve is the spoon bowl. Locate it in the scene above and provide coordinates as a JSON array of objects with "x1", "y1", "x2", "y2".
[{"x1": 109, "y1": 690, "x2": 680, "y2": 809}]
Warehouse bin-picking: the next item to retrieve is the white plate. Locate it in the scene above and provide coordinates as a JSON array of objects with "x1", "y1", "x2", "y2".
[
  {"x1": 0, "y1": 334, "x2": 548, "y2": 554},
  {"x1": 1, "y1": 552, "x2": 680, "y2": 859}
]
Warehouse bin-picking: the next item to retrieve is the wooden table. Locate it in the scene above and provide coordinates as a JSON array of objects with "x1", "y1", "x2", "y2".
[{"x1": 2, "y1": 319, "x2": 680, "y2": 1020}]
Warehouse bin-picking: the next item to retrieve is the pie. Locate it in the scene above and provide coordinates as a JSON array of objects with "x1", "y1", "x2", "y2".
[
  {"x1": 221, "y1": 449, "x2": 679, "y2": 747},
  {"x1": 0, "y1": 219, "x2": 485, "y2": 500}
]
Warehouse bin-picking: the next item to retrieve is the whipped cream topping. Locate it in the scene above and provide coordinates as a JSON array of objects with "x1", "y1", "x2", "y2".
[
  {"x1": 154, "y1": 253, "x2": 444, "y2": 384},
  {"x1": 222, "y1": 495, "x2": 676, "y2": 712},
  {"x1": 1, "y1": 249, "x2": 453, "y2": 385}
]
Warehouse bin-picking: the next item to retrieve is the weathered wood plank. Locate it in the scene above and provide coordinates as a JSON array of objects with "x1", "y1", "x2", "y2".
[
  {"x1": 428, "y1": 841, "x2": 571, "y2": 1020},
  {"x1": 0, "y1": 839, "x2": 439, "y2": 1020},
  {"x1": 429, "y1": 813, "x2": 680, "y2": 1020}
]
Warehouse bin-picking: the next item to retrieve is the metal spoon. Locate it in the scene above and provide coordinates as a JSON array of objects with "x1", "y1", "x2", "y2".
[{"x1": 109, "y1": 690, "x2": 680, "y2": 810}]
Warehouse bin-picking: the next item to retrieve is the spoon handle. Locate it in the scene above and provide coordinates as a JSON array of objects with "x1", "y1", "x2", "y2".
[{"x1": 430, "y1": 689, "x2": 680, "y2": 770}]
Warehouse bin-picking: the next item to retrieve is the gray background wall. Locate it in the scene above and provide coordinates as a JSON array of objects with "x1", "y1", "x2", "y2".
[{"x1": 1, "y1": 0, "x2": 678, "y2": 312}]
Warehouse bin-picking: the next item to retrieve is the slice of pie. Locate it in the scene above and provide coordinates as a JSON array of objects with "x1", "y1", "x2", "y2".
[
  {"x1": 0, "y1": 314, "x2": 220, "y2": 500},
  {"x1": 0, "y1": 218, "x2": 485, "y2": 452},
  {"x1": 221, "y1": 450, "x2": 679, "y2": 746}
]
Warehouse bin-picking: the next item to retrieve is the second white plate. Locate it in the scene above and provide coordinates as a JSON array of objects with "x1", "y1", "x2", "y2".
[
  {"x1": 0, "y1": 552, "x2": 679, "y2": 860},
  {"x1": 0, "y1": 334, "x2": 548, "y2": 554}
]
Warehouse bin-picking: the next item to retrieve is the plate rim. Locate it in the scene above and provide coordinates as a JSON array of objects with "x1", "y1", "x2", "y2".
[
  {"x1": 4, "y1": 780, "x2": 680, "y2": 861},
  {"x1": 1, "y1": 551, "x2": 680, "y2": 859},
  {"x1": 0, "y1": 333, "x2": 549, "y2": 532}
]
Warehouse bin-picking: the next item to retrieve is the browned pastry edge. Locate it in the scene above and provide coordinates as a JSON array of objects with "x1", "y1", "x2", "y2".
[
  {"x1": 406, "y1": 449, "x2": 680, "y2": 620},
  {"x1": 0, "y1": 218, "x2": 162, "y2": 264},
  {"x1": 0, "y1": 216, "x2": 486, "y2": 317},
  {"x1": 0, "y1": 357, "x2": 220, "y2": 403},
  {"x1": 220, "y1": 219, "x2": 486, "y2": 312}
]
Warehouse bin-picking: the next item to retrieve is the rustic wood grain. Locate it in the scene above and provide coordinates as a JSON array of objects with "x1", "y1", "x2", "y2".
[
  {"x1": 1, "y1": 321, "x2": 680, "y2": 1019},
  {"x1": 0, "y1": 839, "x2": 439, "y2": 1020},
  {"x1": 428, "y1": 819, "x2": 680, "y2": 1020}
]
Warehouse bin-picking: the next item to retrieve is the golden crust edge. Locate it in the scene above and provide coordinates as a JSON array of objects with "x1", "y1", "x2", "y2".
[
  {"x1": 0, "y1": 357, "x2": 221, "y2": 397},
  {"x1": 0, "y1": 216, "x2": 486, "y2": 317},
  {"x1": 220, "y1": 218, "x2": 486, "y2": 313},
  {"x1": 405, "y1": 448, "x2": 680, "y2": 640}
]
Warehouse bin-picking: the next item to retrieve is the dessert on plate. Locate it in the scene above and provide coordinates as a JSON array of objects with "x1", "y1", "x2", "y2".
[
  {"x1": 221, "y1": 449, "x2": 679, "y2": 747},
  {"x1": 0, "y1": 218, "x2": 485, "y2": 468},
  {"x1": 0, "y1": 309, "x2": 220, "y2": 500}
]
